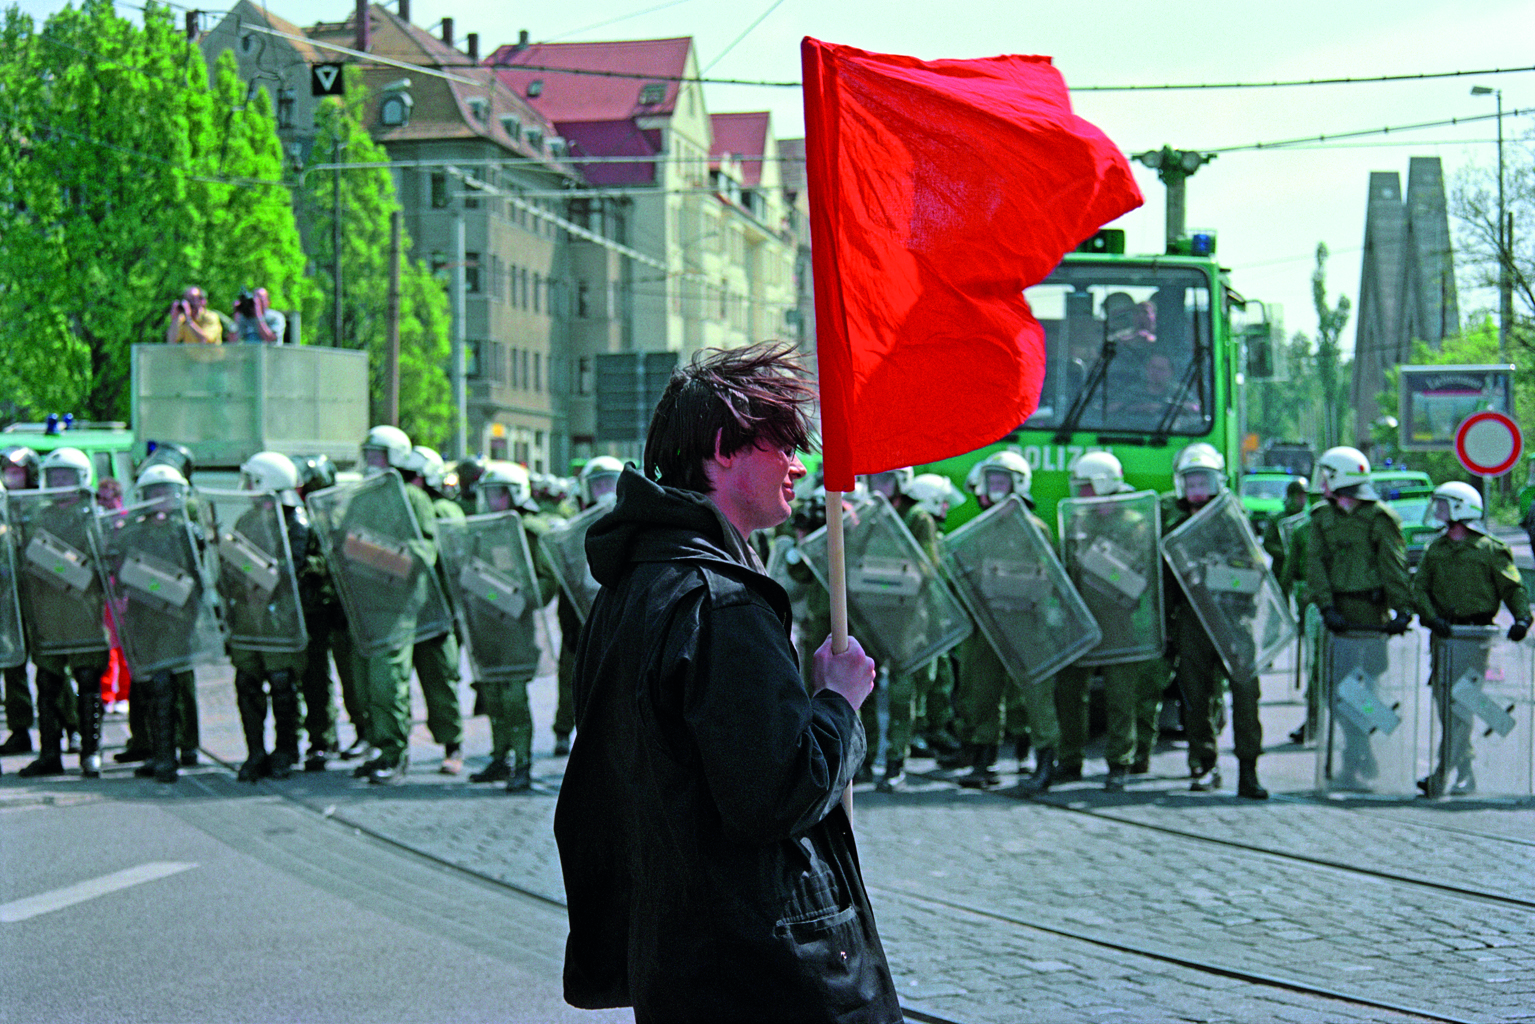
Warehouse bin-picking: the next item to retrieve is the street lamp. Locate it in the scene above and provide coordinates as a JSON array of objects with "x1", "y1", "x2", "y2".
[
  {"x1": 1471, "y1": 85, "x2": 1508, "y2": 360},
  {"x1": 1133, "y1": 146, "x2": 1217, "y2": 252}
]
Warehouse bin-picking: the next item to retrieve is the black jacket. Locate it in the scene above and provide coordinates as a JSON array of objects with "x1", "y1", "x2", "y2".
[{"x1": 554, "y1": 469, "x2": 900, "y2": 1024}]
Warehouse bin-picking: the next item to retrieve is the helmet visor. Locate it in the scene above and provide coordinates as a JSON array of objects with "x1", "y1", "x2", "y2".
[
  {"x1": 1180, "y1": 468, "x2": 1221, "y2": 503},
  {"x1": 983, "y1": 469, "x2": 1014, "y2": 502},
  {"x1": 44, "y1": 467, "x2": 81, "y2": 489},
  {"x1": 587, "y1": 472, "x2": 618, "y2": 504}
]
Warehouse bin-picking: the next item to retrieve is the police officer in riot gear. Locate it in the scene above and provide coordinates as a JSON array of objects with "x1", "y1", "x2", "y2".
[
  {"x1": 1, "y1": 446, "x2": 44, "y2": 757},
  {"x1": 1413, "y1": 480, "x2": 1530, "y2": 796},
  {"x1": 405, "y1": 446, "x2": 466, "y2": 775},
  {"x1": 1055, "y1": 451, "x2": 1167, "y2": 791},
  {"x1": 952, "y1": 451, "x2": 1064, "y2": 792},
  {"x1": 17, "y1": 448, "x2": 105, "y2": 779},
  {"x1": 466, "y1": 461, "x2": 560, "y2": 792},
  {"x1": 1162, "y1": 443, "x2": 1268, "y2": 799},
  {"x1": 225, "y1": 452, "x2": 310, "y2": 781},
  {"x1": 1306, "y1": 445, "x2": 1413, "y2": 789}
]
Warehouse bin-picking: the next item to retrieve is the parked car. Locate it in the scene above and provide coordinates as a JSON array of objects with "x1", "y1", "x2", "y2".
[
  {"x1": 1369, "y1": 470, "x2": 1438, "y2": 568},
  {"x1": 1240, "y1": 469, "x2": 1300, "y2": 534}
]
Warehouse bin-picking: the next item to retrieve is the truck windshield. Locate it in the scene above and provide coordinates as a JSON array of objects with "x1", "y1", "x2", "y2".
[{"x1": 1023, "y1": 265, "x2": 1213, "y2": 435}]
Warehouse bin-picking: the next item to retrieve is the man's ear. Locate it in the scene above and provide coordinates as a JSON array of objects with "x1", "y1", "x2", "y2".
[{"x1": 712, "y1": 429, "x2": 736, "y2": 468}]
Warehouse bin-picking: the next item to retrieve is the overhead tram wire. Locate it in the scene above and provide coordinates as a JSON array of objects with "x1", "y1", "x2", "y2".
[
  {"x1": 701, "y1": 0, "x2": 788, "y2": 74},
  {"x1": 540, "y1": 0, "x2": 697, "y2": 44},
  {"x1": 1203, "y1": 106, "x2": 1532, "y2": 154}
]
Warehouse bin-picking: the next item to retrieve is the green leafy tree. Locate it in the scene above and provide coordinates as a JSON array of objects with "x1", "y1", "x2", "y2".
[
  {"x1": 0, "y1": 1, "x2": 307, "y2": 421},
  {"x1": 301, "y1": 69, "x2": 451, "y2": 447},
  {"x1": 1312, "y1": 242, "x2": 1352, "y2": 448}
]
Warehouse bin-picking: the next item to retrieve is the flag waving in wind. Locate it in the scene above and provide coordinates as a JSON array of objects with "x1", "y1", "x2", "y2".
[{"x1": 802, "y1": 37, "x2": 1144, "y2": 491}]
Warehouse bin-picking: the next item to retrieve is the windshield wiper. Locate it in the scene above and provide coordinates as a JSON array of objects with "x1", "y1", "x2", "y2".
[{"x1": 1054, "y1": 324, "x2": 1115, "y2": 443}]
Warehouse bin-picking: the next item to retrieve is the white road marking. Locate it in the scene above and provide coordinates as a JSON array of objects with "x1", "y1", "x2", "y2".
[{"x1": 1, "y1": 861, "x2": 197, "y2": 923}]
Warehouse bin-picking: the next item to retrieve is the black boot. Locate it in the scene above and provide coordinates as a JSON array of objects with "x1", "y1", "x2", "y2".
[
  {"x1": 148, "y1": 671, "x2": 179, "y2": 783},
  {"x1": 234, "y1": 671, "x2": 269, "y2": 783},
  {"x1": 19, "y1": 666, "x2": 65, "y2": 777},
  {"x1": 1237, "y1": 759, "x2": 1268, "y2": 800},
  {"x1": 470, "y1": 757, "x2": 512, "y2": 783},
  {"x1": 1016, "y1": 746, "x2": 1056, "y2": 794},
  {"x1": 506, "y1": 760, "x2": 533, "y2": 793},
  {"x1": 875, "y1": 758, "x2": 906, "y2": 793},
  {"x1": 958, "y1": 744, "x2": 1000, "y2": 789},
  {"x1": 268, "y1": 670, "x2": 300, "y2": 779},
  {"x1": 74, "y1": 673, "x2": 104, "y2": 778},
  {"x1": 0, "y1": 730, "x2": 32, "y2": 755}
]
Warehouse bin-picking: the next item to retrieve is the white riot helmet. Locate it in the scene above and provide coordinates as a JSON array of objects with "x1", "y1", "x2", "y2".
[
  {"x1": 240, "y1": 451, "x2": 301, "y2": 507},
  {"x1": 135, "y1": 463, "x2": 189, "y2": 504},
  {"x1": 360, "y1": 425, "x2": 412, "y2": 477},
  {"x1": 1430, "y1": 480, "x2": 1484, "y2": 527},
  {"x1": 965, "y1": 450, "x2": 1033, "y2": 506},
  {"x1": 1316, "y1": 446, "x2": 1376, "y2": 500},
  {"x1": 579, "y1": 455, "x2": 623, "y2": 508},
  {"x1": 479, "y1": 460, "x2": 537, "y2": 514},
  {"x1": 906, "y1": 473, "x2": 966, "y2": 521},
  {"x1": 40, "y1": 447, "x2": 93, "y2": 490},
  {"x1": 864, "y1": 466, "x2": 914, "y2": 501},
  {"x1": 1173, "y1": 442, "x2": 1226, "y2": 501},
  {"x1": 1069, "y1": 450, "x2": 1124, "y2": 497},
  {"x1": 406, "y1": 446, "x2": 447, "y2": 491}
]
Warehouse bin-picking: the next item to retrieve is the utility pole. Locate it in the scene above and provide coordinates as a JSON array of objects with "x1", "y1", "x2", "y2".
[
  {"x1": 1133, "y1": 146, "x2": 1217, "y2": 251},
  {"x1": 1472, "y1": 86, "x2": 1509, "y2": 360},
  {"x1": 385, "y1": 209, "x2": 401, "y2": 426},
  {"x1": 332, "y1": 135, "x2": 343, "y2": 347},
  {"x1": 452, "y1": 207, "x2": 468, "y2": 460}
]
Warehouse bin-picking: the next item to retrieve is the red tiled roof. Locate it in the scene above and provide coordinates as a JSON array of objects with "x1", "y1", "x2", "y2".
[
  {"x1": 484, "y1": 37, "x2": 692, "y2": 124},
  {"x1": 709, "y1": 111, "x2": 770, "y2": 187}
]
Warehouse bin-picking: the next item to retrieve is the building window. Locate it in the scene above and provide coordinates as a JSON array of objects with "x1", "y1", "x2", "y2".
[
  {"x1": 276, "y1": 88, "x2": 295, "y2": 129},
  {"x1": 520, "y1": 267, "x2": 530, "y2": 309},
  {"x1": 465, "y1": 252, "x2": 481, "y2": 294},
  {"x1": 527, "y1": 79, "x2": 543, "y2": 98},
  {"x1": 639, "y1": 82, "x2": 665, "y2": 105},
  {"x1": 379, "y1": 91, "x2": 413, "y2": 126},
  {"x1": 577, "y1": 280, "x2": 590, "y2": 318},
  {"x1": 577, "y1": 357, "x2": 593, "y2": 395},
  {"x1": 465, "y1": 339, "x2": 482, "y2": 377},
  {"x1": 533, "y1": 352, "x2": 541, "y2": 392},
  {"x1": 431, "y1": 173, "x2": 448, "y2": 209},
  {"x1": 533, "y1": 272, "x2": 541, "y2": 313},
  {"x1": 521, "y1": 349, "x2": 530, "y2": 391}
]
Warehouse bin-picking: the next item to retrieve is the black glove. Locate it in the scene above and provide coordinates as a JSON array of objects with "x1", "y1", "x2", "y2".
[
  {"x1": 1386, "y1": 610, "x2": 1413, "y2": 635},
  {"x1": 1321, "y1": 606, "x2": 1349, "y2": 634},
  {"x1": 1510, "y1": 620, "x2": 1531, "y2": 643},
  {"x1": 1423, "y1": 616, "x2": 1453, "y2": 639}
]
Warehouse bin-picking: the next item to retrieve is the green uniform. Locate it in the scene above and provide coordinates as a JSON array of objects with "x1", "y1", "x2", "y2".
[
  {"x1": 1056, "y1": 495, "x2": 1166, "y2": 773},
  {"x1": 1306, "y1": 497, "x2": 1411, "y2": 781},
  {"x1": 1414, "y1": 529, "x2": 1530, "y2": 787},
  {"x1": 950, "y1": 507, "x2": 1061, "y2": 754},
  {"x1": 411, "y1": 493, "x2": 465, "y2": 754},
  {"x1": 864, "y1": 503, "x2": 945, "y2": 765},
  {"x1": 1162, "y1": 493, "x2": 1262, "y2": 772},
  {"x1": 1280, "y1": 507, "x2": 1324, "y2": 737},
  {"x1": 478, "y1": 514, "x2": 562, "y2": 768},
  {"x1": 351, "y1": 482, "x2": 439, "y2": 765}
]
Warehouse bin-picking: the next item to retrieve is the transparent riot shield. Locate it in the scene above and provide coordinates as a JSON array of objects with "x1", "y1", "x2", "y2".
[
  {"x1": 797, "y1": 493, "x2": 972, "y2": 676},
  {"x1": 1424, "y1": 627, "x2": 1533, "y2": 798},
  {"x1": 0, "y1": 490, "x2": 28, "y2": 669},
  {"x1": 1161, "y1": 491, "x2": 1297, "y2": 681},
  {"x1": 942, "y1": 496, "x2": 1101, "y2": 685},
  {"x1": 8, "y1": 487, "x2": 110, "y2": 657},
  {"x1": 765, "y1": 534, "x2": 811, "y2": 625},
  {"x1": 539, "y1": 502, "x2": 607, "y2": 623},
  {"x1": 1057, "y1": 490, "x2": 1164, "y2": 666},
  {"x1": 202, "y1": 489, "x2": 309, "y2": 654},
  {"x1": 1277, "y1": 509, "x2": 1309, "y2": 558},
  {"x1": 1315, "y1": 630, "x2": 1420, "y2": 796},
  {"x1": 439, "y1": 511, "x2": 541, "y2": 683},
  {"x1": 305, "y1": 472, "x2": 452, "y2": 658},
  {"x1": 94, "y1": 495, "x2": 225, "y2": 677}
]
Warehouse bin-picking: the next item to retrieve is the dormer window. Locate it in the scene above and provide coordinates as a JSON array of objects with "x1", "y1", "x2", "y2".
[
  {"x1": 380, "y1": 91, "x2": 413, "y2": 126},
  {"x1": 525, "y1": 128, "x2": 544, "y2": 151},
  {"x1": 527, "y1": 79, "x2": 543, "y2": 98},
  {"x1": 639, "y1": 82, "x2": 665, "y2": 105},
  {"x1": 500, "y1": 114, "x2": 521, "y2": 139},
  {"x1": 467, "y1": 96, "x2": 489, "y2": 122}
]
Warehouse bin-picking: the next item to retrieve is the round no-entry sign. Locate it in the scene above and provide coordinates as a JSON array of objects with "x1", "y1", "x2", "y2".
[{"x1": 1454, "y1": 411, "x2": 1523, "y2": 476}]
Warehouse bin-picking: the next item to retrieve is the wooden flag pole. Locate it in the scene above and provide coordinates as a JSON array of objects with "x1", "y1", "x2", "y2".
[{"x1": 827, "y1": 491, "x2": 854, "y2": 821}]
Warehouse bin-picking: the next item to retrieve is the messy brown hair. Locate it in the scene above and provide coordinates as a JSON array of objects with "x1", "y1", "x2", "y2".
[{"x1": 644, "y1": 342, "x2": 817, "y2": 494}]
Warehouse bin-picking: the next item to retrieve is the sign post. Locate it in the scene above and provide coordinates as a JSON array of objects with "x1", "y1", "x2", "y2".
[{"x1": 1454, "y1": 410, "x2": 1524, "y2": 505}]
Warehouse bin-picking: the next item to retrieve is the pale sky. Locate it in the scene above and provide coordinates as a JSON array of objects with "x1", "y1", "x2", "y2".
[{"x1": 19, "y1": 0, "x2": 1535, "y2": 356}]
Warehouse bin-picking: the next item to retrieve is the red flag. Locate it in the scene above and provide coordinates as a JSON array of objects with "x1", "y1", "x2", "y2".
[{"x1": 802, "y1": 37, "x2": 1144, "y2": 491}]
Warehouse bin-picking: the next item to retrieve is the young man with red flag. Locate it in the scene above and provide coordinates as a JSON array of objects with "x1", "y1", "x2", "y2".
[{"x1": 554, "y1": 344, "x2": 898, "y2": 1022}]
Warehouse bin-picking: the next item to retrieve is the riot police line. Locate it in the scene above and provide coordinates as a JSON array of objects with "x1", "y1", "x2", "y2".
[
  {"x1": 770, "y1": 445, "x2": 1534, "y2": 802},
  {"x1": 3, "y1": 433, "x2": 1528, "y2": 803},
  {"x1": 0, "y1": 432, "x2": 623, "y2": 791}
]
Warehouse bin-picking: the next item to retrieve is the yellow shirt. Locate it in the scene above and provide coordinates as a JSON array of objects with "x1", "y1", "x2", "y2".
[{"x1": 173, "y1": 308, "x2": 223, "y2": 345}]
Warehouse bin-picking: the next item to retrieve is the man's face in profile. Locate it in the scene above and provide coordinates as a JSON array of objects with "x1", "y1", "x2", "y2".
[{"x1": 732, "y1": 442, "x2": 806, "y2": 533}]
